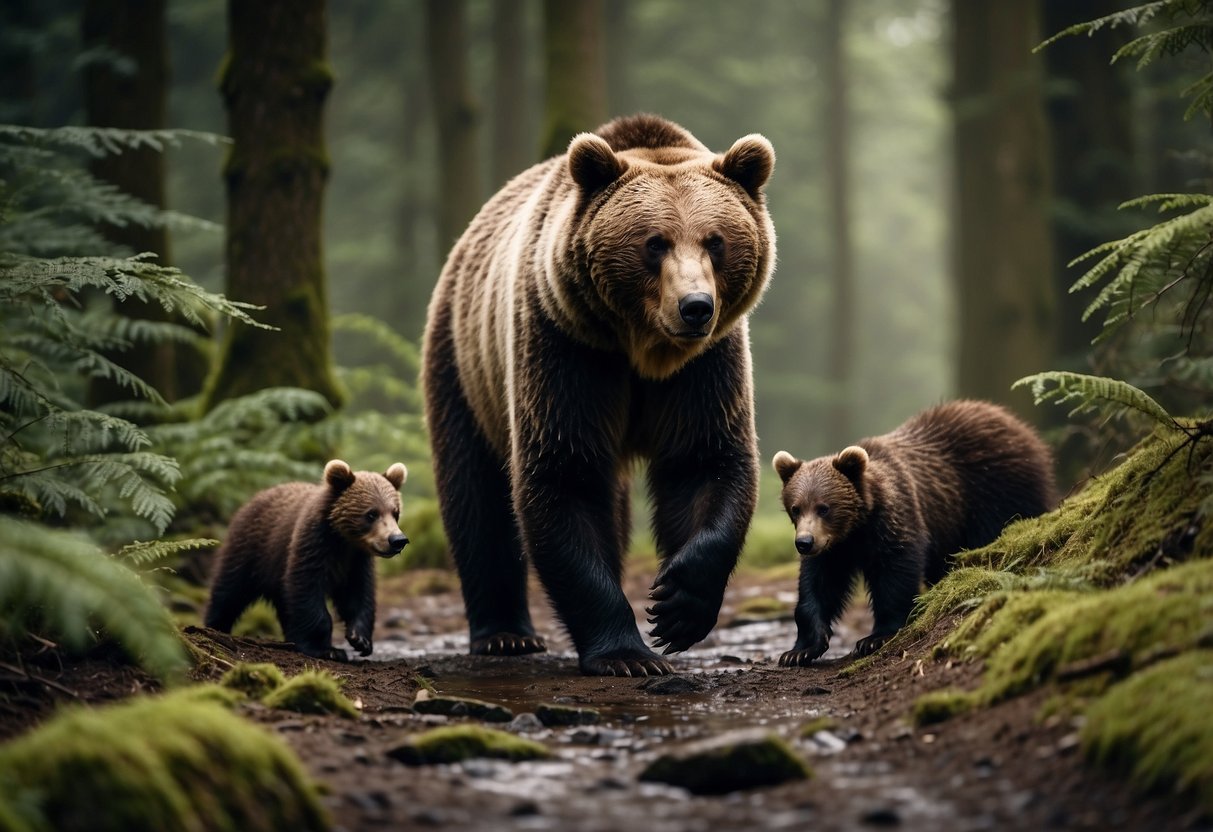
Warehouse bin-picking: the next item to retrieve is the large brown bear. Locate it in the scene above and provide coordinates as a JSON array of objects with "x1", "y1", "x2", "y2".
[
  {"x1": 772, "y1": 400, "x2": 1055, "y2": 666},
  {"x1": 204, "y1": 460, "x2": 409, "y2": 661},
  {"x1": 423, "y1": 114, "x2": 776, "y2": 676}
]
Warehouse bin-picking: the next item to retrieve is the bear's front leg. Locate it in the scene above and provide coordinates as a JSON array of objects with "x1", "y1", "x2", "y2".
[
  {"x1": 780, "y1": 555, "x2": 857, "y2": 667},
  {"x1": 335, "y1": 558, "x2": 376, "y2": 657},
  {"x1": 856, "y1": 553, "x2": 922, "y2": 659},
  {"x1": 282, "y1": 551, "x2": 347, "y2": 662}
]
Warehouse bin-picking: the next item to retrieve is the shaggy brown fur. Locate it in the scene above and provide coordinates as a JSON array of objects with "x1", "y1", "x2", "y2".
[
  {"x1": 772, "y1": 400, "x2": 1056, "y2": 666},
  {"x1": 423, "y1": 114, "x2": 776, "y2": 676},
  {"x1": 204, "y1": 460, "x2": 408, "y2": 660}
]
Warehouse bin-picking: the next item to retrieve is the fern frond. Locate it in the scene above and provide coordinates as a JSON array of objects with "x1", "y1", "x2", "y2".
[
  {"x1": 118, "y1": 538, "x2": 220, "y2": 568},
  {"x1": 1035, "y1": 1, "x2": 1171, "y2": 51},
  {"x1": 0, "y1": 124, "x2": 229, "y2": 157},
  {"x1": 1013, "y1": 371, "x2": 1175, "y2": 426},
  {"x1": 0, "y1": 517, "x2": 187, "y2": 680}
]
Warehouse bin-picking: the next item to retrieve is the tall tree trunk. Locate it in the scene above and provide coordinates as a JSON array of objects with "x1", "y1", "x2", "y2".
[
  {"x1": 540, "y1": 0, "x2": 606, "y2": 159},
  {"x1": 491, "y1": 0, "x2": 530, "y2": 188},
  {"x1": 424, "y1": 0, "x2": 481, "y2": 255},
  {"x1": 951, "y1": 0, "x2": 1055, "y2": 421},
  {"x1": 0, "y1": 2, "x2": 39, "y2": 124},
  {"x1": 82, "y1": 0, "x2": 209, "y2": 405},
  {"x1": 205, "y1": 0, "x2": 342, "y2": 411},
  {"x1": 824, "y1": 0, "x2": 854, "y2": 447}
]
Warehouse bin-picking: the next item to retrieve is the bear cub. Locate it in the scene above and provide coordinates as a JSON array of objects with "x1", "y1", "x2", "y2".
[
  {"x1": 204, "y1": 459, "x2": 409, "y2": 661},
  {"x1": 772, "y1": 400, "x2": 1055, "y2": 666}
]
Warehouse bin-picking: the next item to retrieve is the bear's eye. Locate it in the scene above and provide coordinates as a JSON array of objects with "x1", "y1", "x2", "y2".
[
  {"x1": 704, "y1": 234, "x2": 725, "y2": 256},
  {"x1": 392, "y1": 509, "x2": 400, "y2": 520},
  {"x1": 816, "y1": 504, "x2": 830, "y2": 518},
  {"x1": 365, "y1": 509, "x2": 379, "y2": 522},
  {"x1": 789, "y1": 506, "x2": 800, "y2": 522},
  {"x1": 645, "y1": 235, "x2": 669, "y2": 256}
]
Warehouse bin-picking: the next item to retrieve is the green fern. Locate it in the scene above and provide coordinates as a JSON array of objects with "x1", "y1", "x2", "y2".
[
  {"x1": 1013, "y1": 371, "x2": 1176, "y2": 427},
  {"x1": 0, "y1": 518, "x2": 187, "y2": 680},
  {"x1": 118, "y1": 538, "x2": 220, "y2": 569}
]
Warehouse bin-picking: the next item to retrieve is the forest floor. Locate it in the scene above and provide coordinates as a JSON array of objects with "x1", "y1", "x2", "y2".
[{"x1": 1, "y1": 566, "x2": 1206, "y2": 832}]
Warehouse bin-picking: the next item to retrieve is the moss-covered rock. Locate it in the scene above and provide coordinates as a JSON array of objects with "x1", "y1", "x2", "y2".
[
  {"x1": 1082, "y1": 650, "x2": 1213, "y2": 812},
  {"x1": 911, "y1": 689, "x2": 974, "y2": 726},
  {"x1": 639, "y1": 730, "x2": 811, "y2": 795},
  {"x1": 220, "y1": 662, "x2": 286, "y2": 698},
  {"x1": 412, "y1": 691, "x2": 513, "y2": 722},
  {"x1": 534, "y1": 703, "x2": 600, "y2": 727},
  {"x1": 0, "y1": 691, "x2": 327, "y2": 832},
  {"x1": 262, "y1": 669, "x2": 358, "y2": 719},
  {"x1": 387, "y1": 725, "x2": 551, "y2": 766}
]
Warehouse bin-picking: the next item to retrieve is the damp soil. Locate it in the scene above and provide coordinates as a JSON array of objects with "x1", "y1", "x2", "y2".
[{"x1": 1, "y1": 567, "x2": 1204, "y2": 831}]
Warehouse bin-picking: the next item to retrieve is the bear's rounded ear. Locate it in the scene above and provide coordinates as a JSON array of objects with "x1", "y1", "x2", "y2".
[
  {"x1": 568, "y1": 133, "x2": 626, "y2": 194},
  {"x1": 772, "y1": 450, "x2": 801, "y2": 484},
  {"x1": 714, "y1": 134, "x2": 775, "y2": 200},
  {"x1": 384, "y1": 462, "x2": 408, "y2": 490},
  {"x1": 324, "y1": 459, "x2": 355, "y2": 491},
  {"x1": 832, "y1": 446, "x2": 869, "y2": 482}
]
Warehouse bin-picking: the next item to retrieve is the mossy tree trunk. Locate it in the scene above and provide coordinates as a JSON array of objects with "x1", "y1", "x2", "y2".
[
  {"x1": 540, "y1": 0, "x2": 606, "y2": 160},
  {"x1": 824, "y1": 0, "x2": 854, "y2": 448},
  {"x1": 205, "y1": 0, "x2": 342, "y2": 412},
  {"x1": 951, "y1": 0, "x2": 1056, "y2": 422},
  {"x1": 491, "y1": 0, "x2": 532, "y2": 190},
  {"x1": 424, "y1": 0, "x2": 481, "y2": 255},
  {"x1": 82, "y1": 0, "x2": 210, "y2": 406}
]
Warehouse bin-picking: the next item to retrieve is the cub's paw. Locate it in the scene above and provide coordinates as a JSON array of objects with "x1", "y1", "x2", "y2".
[
  {"x1": 647, "y1": 572, "x2": 724, "y2": 654},
  {"x1": 470, "y1": 632, "x2": 547, "y2": 656},
  {"x1": 346, "y1": 630, "x2": 373, "y2": 657},
  {"x1": 580, "y1": 647, "x2": 672, "y2": 678},
  {"x1": 853, "y1": 632, "x2": 892, "y2": 658}
]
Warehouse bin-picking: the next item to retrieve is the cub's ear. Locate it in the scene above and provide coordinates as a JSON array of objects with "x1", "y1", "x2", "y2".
[
  {"x1": 384, "y1": 462, "x2": 408, "y2": 490},
  {"x1": 324, "y1": 459, "x2": 356, "y2": 491},
  {"x1": 714, "y1": 134, "x2": 774, "y2": 199},
  {"x1": 772, "y1": 450, "x2": 801, "y2": 484},
  {"x1": 832, "y1": 446, "x2": 869, "y2": 482},
  {"x1": 568, "y1": 133, "x2": 627, "y2": 194}
]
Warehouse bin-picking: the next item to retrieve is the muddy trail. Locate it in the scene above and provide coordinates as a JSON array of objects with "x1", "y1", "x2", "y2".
[{"x1": 168, "y1": 568, "x2": 1195, "y2": 832}]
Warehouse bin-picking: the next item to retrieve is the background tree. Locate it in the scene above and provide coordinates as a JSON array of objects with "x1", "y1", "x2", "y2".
[
  {"x1": 951, "y1": 0, "x2": 1056, "y2": 421},
  {"x1": 204, "y1": 0, "x2": 342, "y2": 411},
  {"x1": 424, "y1": 0, "x2": 481, "y2": 255},
  {"x1": 82, "y1": 0, "x2": 209, "y2": 405},
  {"x1": 540, "y1": 0, "x2": 607, "y2": 159},
  {"x1": 491, "y1": 0, "x2": 533, "y2": 189}
]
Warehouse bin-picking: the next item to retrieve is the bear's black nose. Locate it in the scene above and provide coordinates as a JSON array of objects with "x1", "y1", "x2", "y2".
[
  {"x1": 795, "y1": 535, "x2": 815, "y2": 555},
  {"x1": 388, "y1": 532, "x2": 409, "y2": 554},
  {"x1": 678, "y1": 292, "x2": 714, "y2": 328}
]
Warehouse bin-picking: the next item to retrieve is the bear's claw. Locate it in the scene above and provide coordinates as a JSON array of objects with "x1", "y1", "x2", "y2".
[
  {"x1": 471, "y1": 632, "x2": 547, "y2": 656},
  {"x1": 852, "y1": 633, "x2": 890, "y2": 658},
  {"x1": 581, "y1": 652, "x2": 673, "y2": 677},
  {"x1": 778, "y1": 648, "x2": 819, "y2": 667}
]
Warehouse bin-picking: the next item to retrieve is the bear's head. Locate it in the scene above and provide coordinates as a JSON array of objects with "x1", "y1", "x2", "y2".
[
  {"x1": 566, "y1": 127, "x2": 776, "y2": 379},
  {"x1": 772, "y1": 447, "x2": 871, "y2": 557},
  {"x1": 324, "y1": 460, "x2": 409, "y2": 558}
]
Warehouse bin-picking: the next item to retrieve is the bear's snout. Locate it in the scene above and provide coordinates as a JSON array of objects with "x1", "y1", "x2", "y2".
[
  {"x1": 678, "y1": 292, "x2": 714, "y2": 329},
  {"x1": 387, "y1": 531, "x2": 409, "y2": 555},
  {"x1": 795, "y1": 534, "x2": 816, "y2": 556}
]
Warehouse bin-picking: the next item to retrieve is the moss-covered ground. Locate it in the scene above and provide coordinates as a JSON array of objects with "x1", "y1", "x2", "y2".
[{"x1": 900, "y1": 426, "x2": 1213, "y2": 810}]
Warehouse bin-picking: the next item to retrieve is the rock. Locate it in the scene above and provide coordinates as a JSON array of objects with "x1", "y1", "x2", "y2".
[
  {"x1": 387, "y1": 725, "x2": 551, "y2": 766},
  {"x1": 535, "y1": 703, "x2": 601, "y2": 727},
  {"x1": 638, "y1": 730, "x2": 812, "y2": 795},
  {"x1": 412, "y1": 690, "x2": 513, "y2": 723},
  {"x1": 639, "y1": 675, "x2": 705, "y2": 695},
  {"x1": 801, "y1": 685, "x2": 831, "y2": 696},
  {"x1": 860, "y1": 806, "x2": 901, "y2": 826},
  {"x1": 508, "y1": 713, "x2": 544, "y2": 733}
]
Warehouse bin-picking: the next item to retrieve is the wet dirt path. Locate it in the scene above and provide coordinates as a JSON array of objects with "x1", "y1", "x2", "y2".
[{"x1": 259, "y1": 570, "x2": 1195, "y2": 832}]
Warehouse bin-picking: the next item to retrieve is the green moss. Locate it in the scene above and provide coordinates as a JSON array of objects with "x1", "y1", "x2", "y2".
[
  {"x1": 912, "y1": 690, "x2": 974, "y2": 726},
  {"x1": 412, "y1": 692, "x2": 512, "y2": 723},
  {"x1": 174, "y1": 683, "x2": 246, "y2": 709},
  {"x1": 639, "y1": 731, "x2": 812, "y2": 795},
  {"x1": 230, "y1": 600, "x2": 283, "y2": 640},
  {"x1": 220, "y1": 662, "x2": 286, "y2": 698},
  {"x1": 979, "y1": 559, "x2": 1213, "y2": 704},
  {"x1": 262, "y1": 669, "x2": 358, "y2": 719},
  {"x1": 798, "y1": 716, "x2": 838, "y2": 737},
  {"x1": 734, "y1": 595, "x2": 790, "y2": 621},
  {"x1": 1082, "y1": 650, "x2": 1213, "y2": 812},
  {"x1": 534, "y1": 704, "x2": 600, "y2": 727},
  {"x1": 386, "y1": 725, "x2": 551, "y2": 766},
  {"x1": 938, "y1": 589, "x2": 1088, "y2": 659},
  {"x1": 0, "y1": 691, "x2": 327, "y2": 832}
]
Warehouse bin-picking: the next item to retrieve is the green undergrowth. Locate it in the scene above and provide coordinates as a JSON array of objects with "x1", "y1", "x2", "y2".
[
  {"x1": 261, "y1": 669, "x2": 358, "y2": 719},
  {"x1": 220, "y1": 662, "x2": 286, "y2": 698},
  {"x1": 1082, "y1": 651, "x2": 1213, "y2": 812},
  {"x1": 0, "y1": 690, "x2": 328, "y2": 832}
]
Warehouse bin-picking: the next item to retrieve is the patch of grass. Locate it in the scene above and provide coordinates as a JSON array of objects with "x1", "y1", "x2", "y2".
[
  {"x1": 387, "y1": 725, "x2": 550, "y2": 766},
  {"x1": 262, "y1": 669, "x2": 358, "y2": 719},
  {"x1": 912, "y1": 690, "x2": 974, "y2": 726},
  {"x1": 0, "y1": 690, "x2": 327, "y2": 832},
  {"x1": 1082, "y1": 650, "x2": 1213, "y2": 812},
  {"x1": 231, "y1": 599, "x2": 283, "y2": 641},
  {"x1": 734, "y1": 595, "x2": 790, "y2": 621},
  {"x1": 220, "y1": 662, "x2": 286, "y2": 698}
]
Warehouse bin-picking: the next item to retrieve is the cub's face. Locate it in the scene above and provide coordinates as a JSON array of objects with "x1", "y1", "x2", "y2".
[
  {"x1": 772, "y1": 447, "x2": 868, "y2": 557},
  {"x1": 568, "y1": 134, "x2": 776, "y2": 379},
  {"x1": 324, "y1": 460, "x2": 410, "y2": 558}
]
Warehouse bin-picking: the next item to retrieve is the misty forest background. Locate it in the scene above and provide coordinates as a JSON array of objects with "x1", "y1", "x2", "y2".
[{"x1": 2, "y1": 0, "x2": 1211, "y2": 589}]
